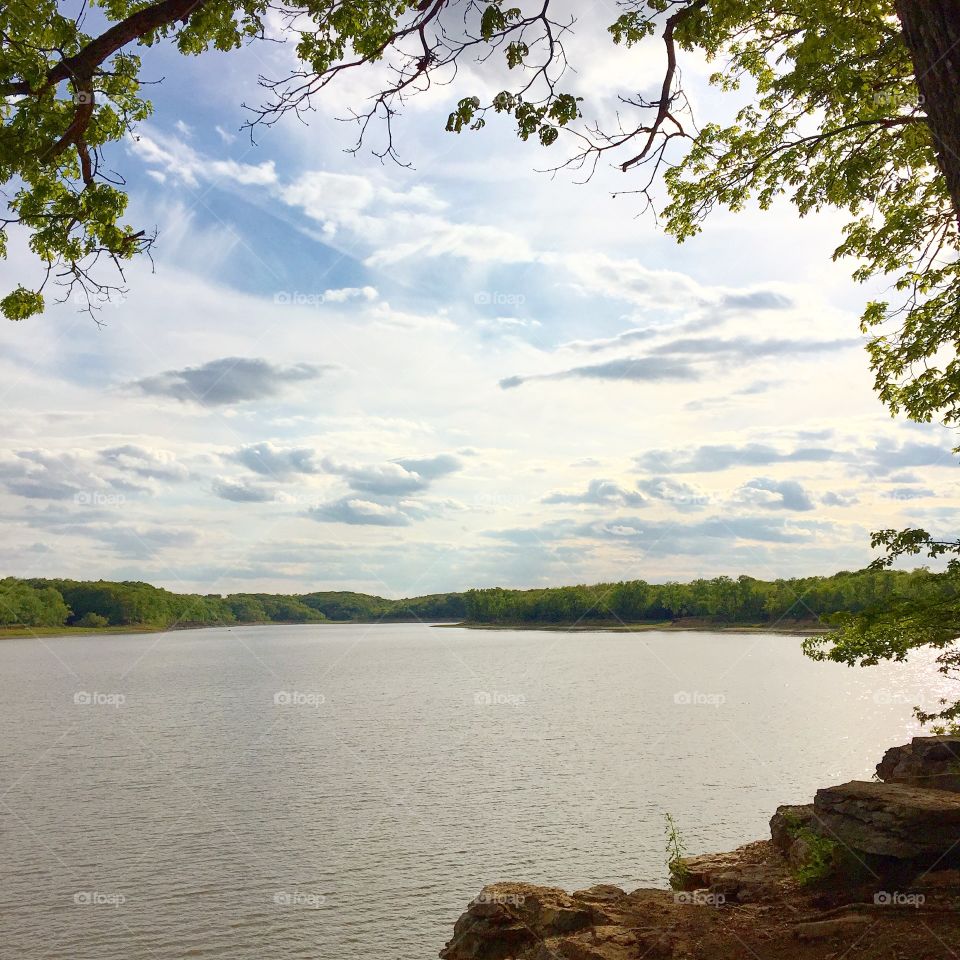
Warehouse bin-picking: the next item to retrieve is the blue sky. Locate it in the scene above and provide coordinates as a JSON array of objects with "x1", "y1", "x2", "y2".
[{"x1": 1, "y1": 8, "x2": 957, "y2": 596}]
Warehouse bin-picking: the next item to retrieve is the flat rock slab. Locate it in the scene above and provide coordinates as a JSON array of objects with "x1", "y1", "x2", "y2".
[
  {"x1": 792, "y1": 915, "x2": 872, "y2": 941},
  {"x1": 675, "y1": 841, "x2": 790, "y2": 902},
  {"x1": 814, "y1": 779, "x2": 960, "y2": 860}
]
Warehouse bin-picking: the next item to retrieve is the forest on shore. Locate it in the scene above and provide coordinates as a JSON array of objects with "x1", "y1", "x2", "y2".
[
  {"x1": 0, "y1": 567, "x2": 952, "y2": 632},
  {"x1": 0, "y1": 578, "x2": 465, "y2": 630}
]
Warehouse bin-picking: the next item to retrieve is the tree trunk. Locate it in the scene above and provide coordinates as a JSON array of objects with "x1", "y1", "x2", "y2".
[{"x1": 896, "y1": 0, "x2": 960, "y2": 220}]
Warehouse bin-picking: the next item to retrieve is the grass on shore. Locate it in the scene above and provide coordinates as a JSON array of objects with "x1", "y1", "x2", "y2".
[{"x1": 0, "y1": 624, "x2": 170, "y2": 639}]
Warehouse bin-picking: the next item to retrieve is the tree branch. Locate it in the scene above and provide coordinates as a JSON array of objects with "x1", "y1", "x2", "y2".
[{"x1": 2, "y1": 0, "x2": 209, "y2": 98}]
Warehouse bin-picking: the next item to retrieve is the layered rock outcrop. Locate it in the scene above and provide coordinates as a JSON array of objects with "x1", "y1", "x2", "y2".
[
  {"x1": 440, "y1": 737, "x2": 960, "y2": 960},
  {"x1": 770, "y1": 736, "x2": 960, "y2": 880},
  {"x1": 814, "y1": 779, "x2": 960, "y2": 863},
  {"x1": 876, "y1": 735, "x2": 960, "y2": 792}
]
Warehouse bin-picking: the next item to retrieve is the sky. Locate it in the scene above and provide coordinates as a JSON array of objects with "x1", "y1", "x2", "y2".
[{"x1": 2, "y1": 4, "x2": 958, "y2": 597}]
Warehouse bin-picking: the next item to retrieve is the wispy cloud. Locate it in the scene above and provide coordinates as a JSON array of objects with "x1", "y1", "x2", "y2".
[
  {"x1": 500, "y1": 356, "x2": 699, "y2": 390},
  {"x1": 212, "y1": 477, "x2": 275, "y2": 503},
  {"x1": 130, "y1": 129, "x2": 277, "y2": 187},
  {"x1": 320, "y1": 454, "x2": 461, "y2": 494},
  {"x1": 734, "y1": 476, "x2": 816, "y2": 512},
  {"x1": 309, "y1": 497, "x2": 413, "y2": 526},
  {"x1": 649, "y1": 335, "x2": 859, "y2": 359},
  {"x1": 98, "y1": 445, "x2": 189, "y2": 482},
  {"x1": 635, "y1": 442, "x2": 836, "y2": 474},
  {"x1": 130, "y1": 358, "x2": 331, "y2": 407},
  {"x1": 230, "y1": 442, "x2": 321, "y2": 479},
  {"x1": 542, "y1": 478, "x2": 646, "y2": 507}
]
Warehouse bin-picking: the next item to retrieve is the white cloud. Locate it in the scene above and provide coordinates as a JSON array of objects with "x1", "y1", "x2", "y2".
[
  {"x1": 322, "y1": 286, "x2": 378, "y2": 303},
  {"x1": 129, "y1": 130, "x2": 277, "y2": 188},
  {"x1": 3, "y1": 67, "x2": 954, "y2": 591},
  {"x1": 280, "y1": 169, "x2": 531, "y2": 264}
]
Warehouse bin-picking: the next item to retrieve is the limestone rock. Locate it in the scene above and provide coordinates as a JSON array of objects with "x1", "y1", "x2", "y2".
[
  {"x1": 813, "y1": 779, "x2": 960, "y2": 862},
  {"x1": 792, "y1": 915, "x2": 872, "y2": 941},
  {"x1": 676, "y1": 850, "x2": 742, "y2": 890},
  {"x1": 438, "y1": 842, "x2": 960, "y2": 960},
  {"x1": 876, "y1": 735, "x2": 960, "y2": 792},
  {"x1": 769, "y1": 803, "x2": 817, "y2": 854},
  {"x1": 439, "y1": 737, "x2": 960, "y2": 959},
  {"x1": 439, "y1": 884, "x2": 596, "y2": 960},
  {"x1": 674, "y1": 842, "x2": 787, "y2": 902}
]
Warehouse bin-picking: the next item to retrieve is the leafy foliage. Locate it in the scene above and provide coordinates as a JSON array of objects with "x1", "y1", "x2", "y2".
[
  {"x1": 7, "y1": 0, "x2": 952, "y2": 361},
  {"x1": 298, "y1": 590, "x2": 467, "y2": 621},
  {"x1": 462, "y1": 569, "x2": 936, "y2": 626},
  {"x1": 805, "y1": 532, "x2": 960, "y2": 726},
  {"x1": 0, "y1": 578, "x2": 466, "y2": 629},
  {"x1": 650, "y1": 2, "x2": 959, "y2": 438},
  {"x1": 75, "y1": 611, "x2": 109, "y2": 628},
  {"x1": 791, "y1": 827, "x2": 842, "y2": 887},
  {"x1": 0, "y1": 570, "x2": 942, "y2": 633},
  {"x1": 0, "y1": 578, "x2": 70, "y2": 626}
]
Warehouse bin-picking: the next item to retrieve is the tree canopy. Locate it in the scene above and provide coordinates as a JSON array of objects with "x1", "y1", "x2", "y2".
[
  {"x1": 461, "y1": 568, "x2": 951, "y2": 627},
  {"x1": 0, "y1": 570, "x2": 942, "y2": 631},
  {"x1": 2, "y1": 0, "x2": 957, "y2": 433},
  {"x1": 0, "y1": 577, "x2": 468, "y2": 629}
]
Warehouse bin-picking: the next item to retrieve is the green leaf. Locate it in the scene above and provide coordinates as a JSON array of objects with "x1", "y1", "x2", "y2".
[{"x1": 1, "y1": 285, "x2": 44, "y2": 321}]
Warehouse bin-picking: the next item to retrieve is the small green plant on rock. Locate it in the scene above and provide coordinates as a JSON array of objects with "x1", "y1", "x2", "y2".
[
  {"x1": 664, "y1": 813, "x2": 689, "y2": 889},
  {"x1": 791, "y1": 827, "x2": 841, "y2": 886}
]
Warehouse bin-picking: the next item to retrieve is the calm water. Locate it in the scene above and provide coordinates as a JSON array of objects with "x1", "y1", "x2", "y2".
[{"x1": 0, "y1": 624, "x2": 951, "y2": 959}]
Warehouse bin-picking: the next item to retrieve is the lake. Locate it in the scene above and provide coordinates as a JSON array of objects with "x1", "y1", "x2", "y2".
[{"x1": 0, "y1": 624, "x2": 951, "y2": 959}]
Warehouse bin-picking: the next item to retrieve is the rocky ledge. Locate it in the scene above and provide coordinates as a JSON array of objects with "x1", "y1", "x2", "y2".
[{"x1": 440, "y1": 737, "x2": 960, "y2": 960}]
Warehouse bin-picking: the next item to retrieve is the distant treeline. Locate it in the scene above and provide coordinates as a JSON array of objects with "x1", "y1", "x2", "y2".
[
  {"x1": 297, "y1": 591, "x2": 466, "y2": 622},
  {"x1": 0, "y1": 569, "x2": 950, "y2": 631},
  {"x1": 0, "y1": 578, "x2": 466, "y2": 629},
  {"x1": 461, "y1": 569, "x2": 952, "y2": 625}
]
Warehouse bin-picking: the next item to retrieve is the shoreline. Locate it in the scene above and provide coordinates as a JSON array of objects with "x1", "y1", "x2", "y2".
[
  {"x1": 0, "y1": 619, "x2": 828, "y2": 640},
  {"x1": 0, "y1": 618, "x2": 465, "y2": 640},
  {"x1": 0, "y1": 623, "x2": 175, "y2": 640},
  {"x1": 445, "y1": 619, "x2": 830, "y2": 635}
]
